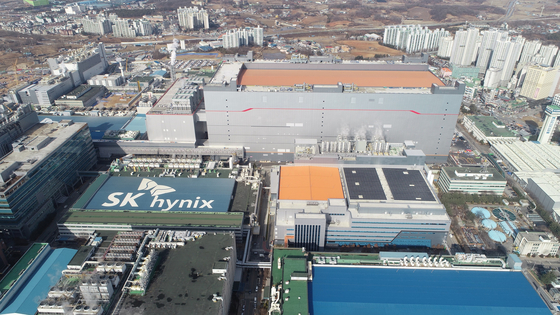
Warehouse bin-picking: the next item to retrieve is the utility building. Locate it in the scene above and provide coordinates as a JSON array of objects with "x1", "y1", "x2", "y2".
[{"x1": 514, "y1": 232, "x2": 560, "y2": 256}]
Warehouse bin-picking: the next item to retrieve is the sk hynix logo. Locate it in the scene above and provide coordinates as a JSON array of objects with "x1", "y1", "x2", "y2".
[{"x1": 101, "y1": 178, "x2": 214, "y2": 211}]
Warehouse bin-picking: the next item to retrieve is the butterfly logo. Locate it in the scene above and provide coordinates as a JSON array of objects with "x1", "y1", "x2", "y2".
[{"x1": 138, "y1": 178, "x2": 176, "y2": 196}]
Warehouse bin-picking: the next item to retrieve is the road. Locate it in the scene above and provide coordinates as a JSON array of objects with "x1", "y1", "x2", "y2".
[
  {"x1": 501, "y1": 0, "x2": 517, "y2": 21},
  {"x1": 236, "y1": 168, "x2": 272, "y2": 315},
  {"x1": 455, "y1": 119, "x2": 491, "y2": 155}
]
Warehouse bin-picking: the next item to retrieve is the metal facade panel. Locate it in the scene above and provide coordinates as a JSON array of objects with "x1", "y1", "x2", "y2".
[{"x1": 204, "y1": 89, "x2": 461, "y2": 162}]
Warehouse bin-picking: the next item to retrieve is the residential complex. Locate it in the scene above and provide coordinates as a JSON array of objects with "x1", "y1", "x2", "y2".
[
  {"x1": 428, "y1": 26, "x2": 560, "y2": 93},
  {"x1": 383, "y1": 25, "x2": 449, "y2": 53},
  {"x1": 79, "y1": 17, "x2": 113, "y2": 35},
  {"x1": 450, "y1": 27, "x2": 480, "y2": 66},
  {"x1": 177, "y1": 6, "x2": 209, "y2": 30},
  {"x1": 222, "y1": 26, "x2": 264, "y2": 49}
]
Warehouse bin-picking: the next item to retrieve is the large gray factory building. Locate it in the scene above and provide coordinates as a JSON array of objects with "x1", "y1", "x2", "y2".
[{"x1": 146, "y1": 62, "x2": 464, "y2": 163}]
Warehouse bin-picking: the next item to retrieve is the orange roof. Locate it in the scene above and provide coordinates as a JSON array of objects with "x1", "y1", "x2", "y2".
[
  {"x1": 238, "y1": 69, "x2": 444, "y2": 88},
  {"x1": 279, "y1": 166, "x2": 344, "y2": 201}
]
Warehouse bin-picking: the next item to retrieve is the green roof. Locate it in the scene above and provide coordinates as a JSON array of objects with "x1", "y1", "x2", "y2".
[
  {"x1": 468, "y1": 116, "x2": 516, "y2": 138},
  {"x1": 0, "y1": 243, "x2": 48, "y2": 295},
  {"x1": 271, "y1": 248, "x2": 309, "y2": 315},
  {"x1": 312, "y1": 252, "x2": 381, "y2": 264},
  {"x1": 61, "y1": 210, "x2": 243, "y2": 228},
  {"x1": 281, "y1": 257, "x2": 308, "y2": 314}
]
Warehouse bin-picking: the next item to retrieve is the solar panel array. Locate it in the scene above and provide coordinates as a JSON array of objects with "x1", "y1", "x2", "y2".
[
  {"x1": 343, "y1": 168, "x2": 386, "y2": 200},
  {"x1": 382, "y1": 168, "x2": 435, "y2": 201}
]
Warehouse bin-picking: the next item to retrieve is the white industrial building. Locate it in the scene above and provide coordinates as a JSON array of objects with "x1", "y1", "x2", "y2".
[
  {"x1": 271, "y1": 165, "x2": 450, "y2": 250},
  {"x1": 514, "y1": 231, "x2": 560, "y2": 256},
  {"x1": 17, "y1": 43, "x2": 109, "y2": 106},
  {"x1": 524, "y1": 172, "x2": 560, "y2": 217},
  {"x1": 65, "y1": 4, "x2": 85, "y2": 14},
  {"x1": 463, "y1": 115, "x2": 517, "y2": 144},
  {"x1": 87, "y1": 74, "x2": 124, "y2": 87},
  {"x1": 438, "y1": 166, "x2": 506, "y2": 195},
  {"x1": 145, "y1": 78, "x2": 204, "y2": 143},
  {"x1": 490, "y1": 139, "x2": 560, "y2": 218},
  {"x1": 490, "y1": 141, "x2": 560, "y2": 172}
]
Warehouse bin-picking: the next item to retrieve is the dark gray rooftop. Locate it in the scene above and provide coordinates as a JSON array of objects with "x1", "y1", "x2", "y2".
[
  {"x1": 121, "y1": 233, "x2": 234, "y2": 315},
  {"x1": 382, "y1": 168, "x2": 435, "y2": 201},
  {"x1": 343, "y1": 168, "x2": 386, "y2": 200},
  {"x1": 67, "y1": 245, "x2": 94, "y2": 267}
]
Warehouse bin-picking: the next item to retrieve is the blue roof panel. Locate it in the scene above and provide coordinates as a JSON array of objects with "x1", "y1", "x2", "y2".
[
  {"x1": 124, "y1": 114, "x2": 146, "y2": 133},
  {"x1": 39, "y1": 115, "x2": 130, "y2": 140},
  {"x1": 1, "y1": 248, "x2": 77, "y2": 315},
  {"x1": 309, "y1": 266, "x2": 550, "y2": 315}
]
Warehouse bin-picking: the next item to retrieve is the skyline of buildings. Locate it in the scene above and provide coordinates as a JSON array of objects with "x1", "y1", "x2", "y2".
[{"x1": 1, "y1": 15, "x2": 560, "y2": 314}]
